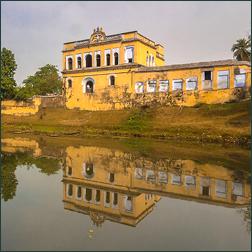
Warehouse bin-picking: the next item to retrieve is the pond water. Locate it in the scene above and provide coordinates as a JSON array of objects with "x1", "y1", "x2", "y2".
[{"x1": 1, "y1": 135, "x2": 251, "y2": 251}]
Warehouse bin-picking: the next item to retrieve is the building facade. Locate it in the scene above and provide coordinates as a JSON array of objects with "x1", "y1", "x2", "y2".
[{"x1": 62, "y1": 28, "x2": 251, "y2": 110}]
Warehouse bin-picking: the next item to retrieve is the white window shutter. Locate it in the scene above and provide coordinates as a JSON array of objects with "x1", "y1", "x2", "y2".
[
  {"x1": 202, "y1": 72, "x2": 205, "y2": 81},
  {"x1": 124, "y1": 48, "x2": 128, "y2": 63},
  {"x1": 126, "y1": 48, "x2": 133, "y2": 59},
  {"x1": 124, "y1": 47, "x2": 133, "y2": 63}
]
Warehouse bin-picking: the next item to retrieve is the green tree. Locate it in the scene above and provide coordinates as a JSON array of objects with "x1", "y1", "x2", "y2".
[
  {"x1": 231, "y1": 36, "x2": 251, "y2": 61},
  {"x1": 1, "y1": 48, "x2": 17, "y2": 100},
  {"x1": 14, "y1": 84, "x2": 34, "y2": 101},
  {"x1": 15, "y1": 64, "x2": 62, "y2": 100}
]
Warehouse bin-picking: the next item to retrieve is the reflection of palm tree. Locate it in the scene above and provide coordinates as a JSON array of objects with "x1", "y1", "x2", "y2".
[{"x1": 231, "y1": 37, "x2": 251, "y2": 61}]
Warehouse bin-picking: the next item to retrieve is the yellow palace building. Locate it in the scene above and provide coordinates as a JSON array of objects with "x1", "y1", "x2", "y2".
[{"x1": 62, "y1": 27, "x2": 251, "y2": 110}]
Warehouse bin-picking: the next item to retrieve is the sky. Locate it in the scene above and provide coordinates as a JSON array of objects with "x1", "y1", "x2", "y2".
[{"x1": 1, "y1": 1, "x2": 251, "y2": 85}]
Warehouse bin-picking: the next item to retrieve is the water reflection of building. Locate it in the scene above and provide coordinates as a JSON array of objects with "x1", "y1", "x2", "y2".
[
  {"x1": 132, "y1": 164, "x2": 249, "y2": 206},
  {"x1": 2, "y1": 137, "x2": 250, "y2": 226},
  {"x1": 2, "y1": 138, "x2": 42, "y2": 157},
  {"x1": 62, "y1": 146, "x2": 250, "y2": 227},
  {"x1": 63, "y1": 146, "x2": 160, "y2": 226},
  {"x1": 63, "y1": 183, "x2": 159, "y2": 227}
]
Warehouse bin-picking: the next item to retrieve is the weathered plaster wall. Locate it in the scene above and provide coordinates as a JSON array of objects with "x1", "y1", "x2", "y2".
[
  {"x1": 39, "y1": 95, "x2": 65, "y2": 108},
  {"x1": 1, "y1": 97, "x2": 42, "y2": 116},
  {"x1": 2, "y1": 95, "x2": 65, "y2": 116}
]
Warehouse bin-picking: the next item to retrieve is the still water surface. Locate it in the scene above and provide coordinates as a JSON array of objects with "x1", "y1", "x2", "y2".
[{"x1": 1, "y1": 136, "x2": 251, "y2": 251}]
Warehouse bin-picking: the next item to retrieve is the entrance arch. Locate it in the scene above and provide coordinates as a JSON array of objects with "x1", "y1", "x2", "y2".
[
  {"x1": 82, "y1": 77, "x2": 95, "y2": 93},
  {"x1": 83, "y1": 162, "x2": 94, "y2": 178}
]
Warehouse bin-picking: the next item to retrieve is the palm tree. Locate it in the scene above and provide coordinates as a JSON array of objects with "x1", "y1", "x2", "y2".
[{"x1": 231, "y1": 36, "x2": 251, "y2": 62}]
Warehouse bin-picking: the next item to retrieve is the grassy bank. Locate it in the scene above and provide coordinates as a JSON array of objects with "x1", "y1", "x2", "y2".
[{"x1": 2, "y1": 100, "x2": 251, "y2": 146}]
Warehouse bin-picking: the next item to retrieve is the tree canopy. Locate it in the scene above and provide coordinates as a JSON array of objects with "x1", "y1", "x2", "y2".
[
  {"x1": 231, "y1": 35, "x2": 251, "y2": 62},
  {"x1": 1, "y1": 47, "x2": 62, "y2": 101},
  {"x1": 1, "y1": 47, "x2": 17, "y2": 100},
  {"x1": 15, "y1": 64, "x2": 63, "y2": 100}
]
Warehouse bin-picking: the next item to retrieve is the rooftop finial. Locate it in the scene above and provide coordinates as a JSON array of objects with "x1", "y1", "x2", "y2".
[{"x1": 90, "y1": 27, "x2": 106, "y2": 43}]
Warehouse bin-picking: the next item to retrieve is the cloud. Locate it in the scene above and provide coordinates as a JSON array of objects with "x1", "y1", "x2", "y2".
[{"x1": 1, "y1": 1, "x2": 251, "y2": 85}]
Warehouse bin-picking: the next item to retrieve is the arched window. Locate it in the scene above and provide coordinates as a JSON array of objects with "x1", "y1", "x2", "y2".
[
  {"x1": 83, "y1": 78, "x2": 95, "y2": 94},
  {"x1": 84, "y1": 163, "x2": 94, "y2": 177},
  {"x1": 106, "y1": 192, "x2": 110, "y2": 204},
  {"x1": 148, "y1": 56, "x2": 151, "y2": 66},
  {"x1": 109, "y1": 76, "x2": 115, "y2": 86},
  {"x1": 96, "y1": 190, "x2": 101, "y2": 202},
  {"x1": 77, "y1": 56, "x2": 82, "y2": 68},
  {"x1": 96, "y1": 54, "x2": 101, "y2": 67},
  {"x1": 67, "y1": 184, "x2": 73, "y2": 197},
  {"x1": 114, "y1": 52, "x2": 119, "y2": 65},
  {"x1": 152, "y1": 56, "x2": 155, "y2": 66},
  {"x1": 68, "y1": 58, "x2": 73, "y2": 70},
  {"x1": 109, "y1": 173, "x2": 115, "y2": 182},
  {"x1": 86, "y1": 54, "x2": 92, "y2": 68},
  {"x1": 125, "y1": 195, "x2": 133, "y2": 211},
  {"x1": 113, "y1": 193, "x2": 118, "y2": 206},
  {"x1": 68, "y1": 79, "x2": 72, "y2": 88},
  {"x1": 146, "y1": 55, "x2": 149, "y2": 66},
  {"x1": 67, "y1": 166, "x2": 72, "y2": 175},
  {"x1": 85, "y1": 188, "x2": 92, "y2": 201},
  {"x1": 86, "y1": 81, "x2": 94, "y2": 93},
  {"x1": 106, "y1": 54, "x2": 110, "y2": 66},
  {"x1": 77, "y1": 186, "x2": 82, "y2": 198}
]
